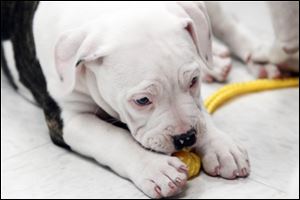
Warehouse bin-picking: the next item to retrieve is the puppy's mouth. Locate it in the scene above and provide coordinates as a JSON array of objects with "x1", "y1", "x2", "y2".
[{"x1": 142, "y1": 137, "x2": 198, "y2": 156}]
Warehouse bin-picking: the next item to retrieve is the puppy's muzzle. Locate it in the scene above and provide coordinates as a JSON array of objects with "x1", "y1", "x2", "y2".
[{"x1": 173, "y1": 128, "x2": 197, "y2": 150}]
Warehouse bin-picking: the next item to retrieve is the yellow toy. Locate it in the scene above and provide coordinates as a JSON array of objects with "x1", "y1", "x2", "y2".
[
  {"x1": 174, "y1": 78, "x2": 299, "y2": 180},
  {"x1": 172, "y1": 150, "x2": 201, "y2": 179},
  {"x1": 205, "y1": 78, "x2": 299, "y2": 114}
]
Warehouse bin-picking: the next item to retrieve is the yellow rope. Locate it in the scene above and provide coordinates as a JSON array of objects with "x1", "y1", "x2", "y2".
[{"x1": 204, "y1": 78, "x2": 299, "y2": 114}]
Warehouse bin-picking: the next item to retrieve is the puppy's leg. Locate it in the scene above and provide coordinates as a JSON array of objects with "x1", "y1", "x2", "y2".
[
  {"x1": 202, "y1": 40, "x2": 232, "y2": 83},
  {"x1": 205, "y1": 2, "x2": 281, "y2": 79},
  {"x1": 196, "y1": 101, "x2": 250, "y2": 179},
  {"x1": 251, "y1": 1, "x2": 299, "y2": 73},
  {"x1": 205, "y1": 2, "x2": 256, "y2": 63},
  {"x1": 62, "y1": 112, "x2": 188, "y2": 198}
]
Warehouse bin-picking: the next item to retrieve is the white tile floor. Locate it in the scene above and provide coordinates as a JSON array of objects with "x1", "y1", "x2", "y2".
[{"x1": 1, "y1": 2, "x2": 299, "y2": 199}]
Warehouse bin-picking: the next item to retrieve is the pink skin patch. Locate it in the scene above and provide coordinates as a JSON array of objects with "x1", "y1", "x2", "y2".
[
  {"x1": 203, "y1": 75, "x2": 214, "y2": 83},
  {"x1": 155, "y1": 186, "x2": 162, "y2": 197},
  {"x1": 178, "y1": 165, "x2": 189, "y2": 174},
  {"x1": 283, "y1": 46, "x2": 299, "y2": 55},
  {"x1": 168, "y1": 182, "x2": 176, "y2": 189},
  {"x1": 258, "y1": 67, "x2": 268, "y2": 78},
  {"x1": 222, "y1": 64, "x2": 232, "y2": 77}
]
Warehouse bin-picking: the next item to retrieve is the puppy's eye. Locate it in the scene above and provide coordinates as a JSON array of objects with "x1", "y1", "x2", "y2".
[
  {"x1": 135, "y1": 97, "x2": 152, "y2": 106},
  {"x1": 190, "y1": 76, "x2": 198, "y2": 88}
]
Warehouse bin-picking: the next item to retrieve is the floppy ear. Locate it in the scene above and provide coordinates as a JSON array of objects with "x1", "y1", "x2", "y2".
[
  {"x1": 54, "y1": 28, "x2": 110, "y2": 94},
  {"x1": 177, "y1": 2, "x2": 213, "y2": 69}
]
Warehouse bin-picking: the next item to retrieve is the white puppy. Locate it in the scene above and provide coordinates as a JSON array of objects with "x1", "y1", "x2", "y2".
[
  {"x1": 35, "y1": 2, "x2": 250, "y2": 198},
  {"x1": 2, "y1": 2, "x2": 250, "y2": 198}
]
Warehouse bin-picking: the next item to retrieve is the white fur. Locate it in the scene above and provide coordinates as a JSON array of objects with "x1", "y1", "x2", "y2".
[{"x1": 33, "y1": 2, "x2": 249, "y2": 198}]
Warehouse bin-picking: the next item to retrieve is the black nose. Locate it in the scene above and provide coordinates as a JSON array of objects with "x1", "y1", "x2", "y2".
[{"x1": 173, "y1": 128, "x2": 197, "y2": 150}]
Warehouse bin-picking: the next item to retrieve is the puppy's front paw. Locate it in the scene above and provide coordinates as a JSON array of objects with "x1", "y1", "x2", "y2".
[
  {"x1": 200, "y1": 134, "x2": 250, "y2": 179},
  {"x1": 130, "y1": 155, "x2": 188, "y2": 199}
]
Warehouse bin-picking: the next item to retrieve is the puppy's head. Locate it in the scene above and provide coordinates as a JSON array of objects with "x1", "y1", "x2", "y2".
[{"x1": 55, "y1": 2, "x2": 212, "y2": 154}]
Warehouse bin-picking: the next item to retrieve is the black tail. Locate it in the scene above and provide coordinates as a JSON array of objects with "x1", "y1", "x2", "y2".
[
  {"x1": 1, "y1": 1, "x2": 39, "y2": 91},
  {"x1": 1, "y1": 1, "x2": 18, "y2": 89},
  {"x1": 1, "y1": 1, "x2": 70, "y2": 150},
  {"x1": 1, "y1": 1, "x2": 17, "y2": 40}
]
